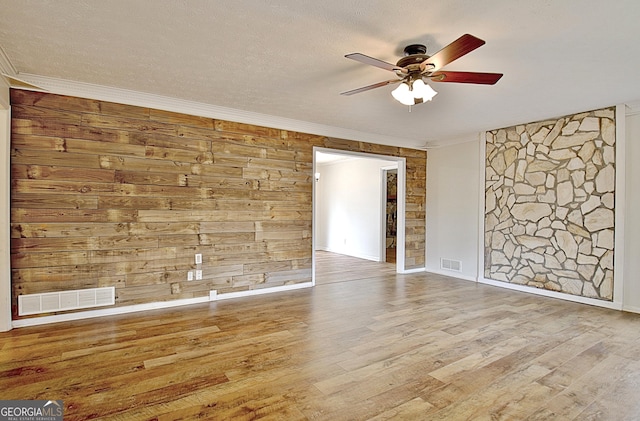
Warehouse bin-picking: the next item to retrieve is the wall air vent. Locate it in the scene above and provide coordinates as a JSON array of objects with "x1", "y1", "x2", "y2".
[
  {"x1": 441, "y1": 258, "x2": 462, "y2": 273},
  {"x1": 18, "y1": 287, "x2": 115, "y2": 316}
]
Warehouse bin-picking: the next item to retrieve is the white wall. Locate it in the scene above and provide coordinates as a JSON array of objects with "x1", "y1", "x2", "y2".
[
  {"x1": 316, "y1": 157, "x2": 393, "y2": 261},
  {"x1": 623, "y1": 111, "x2": 640, "y2": 311},
  {"x1": 425, "y1": 139, "x2": 481, "y2": 281}
]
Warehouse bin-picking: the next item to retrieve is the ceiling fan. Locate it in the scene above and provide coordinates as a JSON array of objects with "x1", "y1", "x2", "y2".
[{"x1": 341, "y1": 34, "x2": 503, "y2": 106}]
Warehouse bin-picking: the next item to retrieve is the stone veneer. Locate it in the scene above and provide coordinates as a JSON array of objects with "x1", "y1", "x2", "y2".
[{"x1": 484, "y1": 107, "x2": 615, "y2": 300}]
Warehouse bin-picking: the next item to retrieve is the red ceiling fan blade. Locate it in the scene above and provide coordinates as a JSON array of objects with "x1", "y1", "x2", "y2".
[
  {"x1": 340, "y1": 79, "x2": 402, "y2": 96},
  {"x1": 420, "y1": 34, "x2": 486, "y2": 72},
  {"x1": 429, "y1": 71, "x2": 503, "y2": 85},
  {"x1": 345, "y1": 53, "x2": 407, "y2": 73}
]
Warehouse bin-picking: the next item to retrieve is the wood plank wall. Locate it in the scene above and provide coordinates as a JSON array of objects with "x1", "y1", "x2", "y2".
[{"x1": 9, "y1": 89, "x2": 426, "y2": 319}]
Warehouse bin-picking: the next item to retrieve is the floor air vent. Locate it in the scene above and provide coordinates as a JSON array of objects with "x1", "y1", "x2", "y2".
[
  {"x1": 18, "y1": 287, "x2": 115, "y2": 316},
  {"x1": 440, "y1": 258, "x2": 462, "y2": 272}
]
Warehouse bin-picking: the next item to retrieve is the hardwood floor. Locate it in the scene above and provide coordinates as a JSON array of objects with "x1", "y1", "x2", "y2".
[
  {"x1": 314, "y1": 250, "x2": 397, "y2": 285},
  {"x1": 2, "y1": 252, "x2": 640, "y2": 420}
]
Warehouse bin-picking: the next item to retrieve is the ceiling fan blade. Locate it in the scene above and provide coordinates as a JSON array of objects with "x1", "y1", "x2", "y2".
[
  {"x1": 429, "y1": 71, "x2": 503, "y2": 85},
  {"x1": 345, "y1": 53, "x2": 407, "y2": 73},
  {"x1": 340, "y1": 79, "x2": 402, "y2": 96},
  {"x1": 420, "y1": 34, "x2": 486, "y2": 72}
]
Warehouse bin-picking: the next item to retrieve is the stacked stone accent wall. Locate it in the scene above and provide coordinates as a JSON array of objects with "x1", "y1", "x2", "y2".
[{"x1": 484, "y1": 107, "x2": 615, "y2": 300}]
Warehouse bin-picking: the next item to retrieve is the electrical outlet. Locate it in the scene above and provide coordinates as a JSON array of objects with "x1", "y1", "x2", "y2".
[
  {"x1": 187, "y1": 271, "x2": 194, "y2": 281},
  {"x1": 195, "y1": 253, "x2": 202, "y2": 265},
  {"x1": 195, "y1": 270, "x2": 203, "y2": 280}
]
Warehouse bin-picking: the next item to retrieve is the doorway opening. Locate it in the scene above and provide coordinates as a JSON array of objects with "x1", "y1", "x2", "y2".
[{"x1": 312, "y1": 147, "x2": 406, "y2": 285}]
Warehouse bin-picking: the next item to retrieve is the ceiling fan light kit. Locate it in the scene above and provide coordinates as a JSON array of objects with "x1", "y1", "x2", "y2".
[
  {"x1": 341, "y1": 34, "x2": 503, "y2": 107},
  {"x1": 391, "y1": 78, "x2": 437, "y2": 106}
]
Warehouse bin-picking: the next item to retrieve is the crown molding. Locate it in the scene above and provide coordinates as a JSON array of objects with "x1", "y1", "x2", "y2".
[
  {"x1": 423, "y1": 135, "x2": 479, "y2": 150},
  {"x1": 11, "y1": 73, "x2": 414, "y2": 148}
]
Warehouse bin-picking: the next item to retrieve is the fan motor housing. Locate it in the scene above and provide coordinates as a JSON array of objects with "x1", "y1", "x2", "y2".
[
  {"x1": 396, "y1": 44, "x2": 431, "y2": 72},
  {"x1": 403, "y1": 44, "x2": 427, "y2": 56}
]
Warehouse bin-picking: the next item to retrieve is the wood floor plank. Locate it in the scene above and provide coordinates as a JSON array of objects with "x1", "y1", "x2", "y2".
[
  {"x1": 574, "y1": 358, "x2": 640, "y2": 420},
  {"x1": 527, "y1": 354, "x2": 633, "y2": 420},
  {"x1": 2, "y1": 251, "x2": 640, "y2": 420},
  {"x1": 368, "y1": 397, "x2": 435, "y2": 420}
]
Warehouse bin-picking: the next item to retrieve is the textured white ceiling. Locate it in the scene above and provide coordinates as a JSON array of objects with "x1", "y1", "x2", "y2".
[{"x1": 1, "y1": 0, "x2": 639, "y2": 149}]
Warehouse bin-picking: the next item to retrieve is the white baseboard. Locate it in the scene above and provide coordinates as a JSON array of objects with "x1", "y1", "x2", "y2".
[
  {"x1": 12, "y1": 282, "x2": 314, "y2": 328},
  {"x1": 425, "y1": 267, "x2": 476, "y2": 282},
  {"x1": 478, "y1": 277, "x2": 623, "y2": 311},
  {"x1": 215, "y1": 282, "x2": 313, "y2": 301},
  {"x1": 622, "y1": 304, "x2": 640, "y2": 314},
  {"x1": 400, "y1": 267, "x2": 426, "y2": 274},
  {"x1": 12, "y1": 296, "x2": 210, "y2": 328},
  {"x1": 316, "y1": 246, "x2": 380, "y2": 262},
  {"x1": 318, "y1": 247, "x2": 424, "y2": 274}
]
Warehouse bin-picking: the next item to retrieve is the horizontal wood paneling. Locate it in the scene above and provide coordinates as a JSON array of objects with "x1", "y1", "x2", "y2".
[{"x1": 10, "y1": 89, "x2": 426, "y2": 318}]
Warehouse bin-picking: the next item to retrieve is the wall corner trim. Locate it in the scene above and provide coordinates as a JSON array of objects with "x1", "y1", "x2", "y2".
[
  {"x1": 613, "y1": 104, "x2": 626, "y2": 305},
  {"x1": 0, "y1": 108, "x2": 10, "y2": 332}
]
